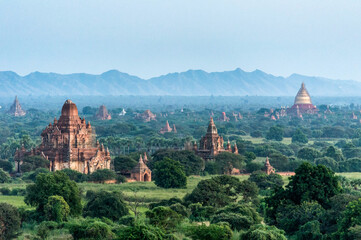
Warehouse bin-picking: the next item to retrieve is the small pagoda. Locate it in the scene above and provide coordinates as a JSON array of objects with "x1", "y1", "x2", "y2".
[
  {"x1": 265, "y1": 157, "x2": 275, "y2": 175},
  {"x1": 159, "y1": 121, "x2": 176, "y2": 134},
  {"x1": 130, "y1": 155, "x2": 152, "y2": 182},
  {"x1": 95, "y1": 105, "x2": 112, "y2": 120},
  {"x1": 7, "y1": 96, "x2": 26, "y2": 116}
]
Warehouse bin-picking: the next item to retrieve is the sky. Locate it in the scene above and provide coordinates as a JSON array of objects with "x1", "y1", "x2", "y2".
[{"x1": 1, "y1": 0, "x2": 361, "y2": 80}]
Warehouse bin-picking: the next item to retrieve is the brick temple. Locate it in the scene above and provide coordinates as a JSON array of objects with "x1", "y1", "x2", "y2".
[
  {"x1": 193, "y1": 117, "x2": 238, "y2": 160},
  {"x1": 95, "y1": 105, "x2": 112, "y2": 120},
  {"x1": 14, "y1": 100, "x2": 111, "y2": 174},
  {"x1": 7, "y1": 96, "x2": 26, "y2": 117}
]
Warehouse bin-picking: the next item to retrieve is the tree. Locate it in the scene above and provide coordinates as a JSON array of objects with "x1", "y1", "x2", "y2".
[
  {"x1": 339, "y1": 158, "x2": 361, "y2": 172},
  {"x1": 266, "y1": 126, "x2": 284, "y2": 141},
  {"x1": 324, "y1": 146, "x2": 344, "y2": 162},
  {"x1": 214, "y1": 152, "x2": 246, "y2": 174},
  {"x1": 67, "y1": 218, "x2": 115, "y2": 240},
  {"x1": 296, "y1": 220, "x2": 323, "y2": 240},
  {"x1": 150, "y1": 150, "x2": 204, "y2": 176},
  {"x1": 146, "y1": 206, "x2": 183, "y2": 231},
  {"x1": 240, "y1": 224, "x2": 287, "y2": 240},
  {"x1": 246, "y1": 162, "x2": 263, "y2": 173},
  {"x1": 186, "y1": 223, "x2": 233, "y2": 240},
  {"x1": 83, "y1": 191, "x2": 128, "y2": 221},
  {"x1": 113, "y1": 155, "x2": 137, "y2": 174},
  {"x1": 0, "y1": 203, "x2": 21, "y2": 239},
  {"x1": 338, "y1": 198, "x2": 361, "y2": 237},
  {"x1": 292, "y1": 129, "x2": 308, "y2": 144},
  {"x1": 184, "y1": 175, "x2": 241, "y2": 208},
  {"x1": 297, "y1": 147, "x2": 321, "y2": 162},
  {"x1": 45, "y1": 195, "x2": 70, "y2": 222},
  {"x1": 315, "y1": 157, "x2": 338, "y2": 171},
  {"x1": 89, "y1": 169, "x2": 116, "y2": 182},
  {"x1": 25, "y1": 171, "x2": 82, "y2": 216},
  {"x1": 269, "y1": 153, "x2": 289, "y2": 171},
  {"x1": 21, "y1": 156, "x2": 49, "y2": 173},
  {"x1": 0, "y1": 160, "x2": 12, "y2": 172},
  {"x1": 0, "y1": 168, "x2": 11, "y2": 183},
  {"x1": 117, "y1": 224, "x2": 166, "y2": 240},
  {"x1": 249, "y1": 171, "x2": 283, "y2": 190},
  {"x1": 22, "y1": 168, "x2": 49, "y2": 182},
  {"x1": 59, "y1": 169, "x2": 87, "y2": 182},
  {"x1": 153, "y1": 157, "x2": 187, "y2": 188}
]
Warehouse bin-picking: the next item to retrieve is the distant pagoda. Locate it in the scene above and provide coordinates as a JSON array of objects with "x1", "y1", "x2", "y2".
[
  {"x1": 159, "y1": 120, "x2": 176, "y2": 134},
  {"x1": 287, "y1": 83, "x2": 318, "y2": 115},
  {"x1": 8, "y1": 96, "x2": 26, "y2": 116},
  {"x1": 193, "y1": 117, "x2": 237, "y2": 160},
  {"x1": 95, "y1": 105, "x2": 112, "y2": 120}
]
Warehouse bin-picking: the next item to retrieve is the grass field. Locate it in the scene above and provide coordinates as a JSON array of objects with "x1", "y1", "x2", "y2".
[{"x1": 2, "y1": 173, "x2": 361, "y2": 209}]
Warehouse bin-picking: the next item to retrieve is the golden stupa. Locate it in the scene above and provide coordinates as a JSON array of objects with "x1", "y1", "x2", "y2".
[{"x1": 294, "y1": 83, "x2": 312, "y2": 105}]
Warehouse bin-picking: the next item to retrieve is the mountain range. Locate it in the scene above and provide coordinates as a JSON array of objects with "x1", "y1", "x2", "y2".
[{"x1": 0, "y1": 68, "x2": 360, "y2": 97}]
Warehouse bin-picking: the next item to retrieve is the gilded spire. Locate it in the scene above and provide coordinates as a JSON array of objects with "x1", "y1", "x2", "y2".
[{"x1": 294, "y1": 82, "x2": 312, "y2": 105}]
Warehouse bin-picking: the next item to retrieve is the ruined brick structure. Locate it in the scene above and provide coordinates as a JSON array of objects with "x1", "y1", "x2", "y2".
[
  {"x1": 135, "y1": 110, "x2": 156, "y2": 122},
  {"x1": 265, "y1": 157, "x2": 275, "y2": 175},
  {"x1": 8, "y1": 96, "x2": 26, "y2": 116},
  {"x1": 95, "y1": 105, "x2": 112, "y2": 120},
  {"x1": 130, "y1": 155, "x2": 152, "y2": 182},
  {"x1": 193, "y1": 117, "x2": 237, "y2": 160},
  {"x1": 159, "y1": 121, "x2": 176, "y2": 134},
  {"x1": 14, "y1": 100, "x2": 111, "y2": 174},
  {"x1": 287, "y1": 83, "x2": 318, "y2": 116}
]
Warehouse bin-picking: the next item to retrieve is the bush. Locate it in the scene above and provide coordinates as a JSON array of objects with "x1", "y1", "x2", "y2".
[
  {"x1": 0, "y1": 160, "x2": 13, "y2": 172},
  {"x1": 211, "y1": 212, "x2": 252, "y2": 230},
  {"x1": 67, "y1": 219, "x2": 115, "y2": 240},
  {"x1": 186, "y1": 223, "x2": 233, "y2": 240},
  {"x1": 0, "y1": 168, "x2": 11, "y2": 183},
  {"x1": 118, "y1": 215, "x2": 135, "y2": 226},
  {"x1": 83, "y1": 191, "x2": 128, "y2": 221},
  {"x1": 0, "y1": 187, "x2": 11, "y2": 195},
  {"x1": 240, "y1": 224, "x2": 287, "y2": 240},
  {"x1": 189, "y1": 203, "x2": 216, "y2": 221},
  {"x1": 36, "y1": 221, "x2": 59, "y2": 239},
  {"x1": 45, "y1": 195, "x2": 70, "y2": 222},
  {"x1": 20, "y1": 156, "x2": 49, "y2": 173},
  {"x1": 0, "y1": 203, "x2": 21, "y2": 239},
  {"x1": 249, "y1": 171, "x2": 284, "y2": 190},
  {"x1": 116, "y1": 174, "x2": 127, "y2": 183},
  {"x1": 266, "y1": 126, "x2": 284, "y2": 141},
  {"x1": 246, "y1": 162, "x2": 263, "y2": 173},
  {"x1": 146, "y1": 206, "x2": 183, "y2": 231},
  {"x1": 89, "y1": 169, "x2": 116, "y2": 182},
  {"x1": 153, "y1": 157, "x2": 187, "y2": 188},
  {"x1": 60, "y1": 168, "x2": 88, "y2": 182},
  {"x1": 117, "y1": 224, "x2": 166, "y2": 240}
]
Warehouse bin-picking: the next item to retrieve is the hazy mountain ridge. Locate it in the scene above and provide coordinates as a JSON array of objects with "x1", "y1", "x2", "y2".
[{"x1": 0, "y1": 69, "x2": 360, "y2": 97}]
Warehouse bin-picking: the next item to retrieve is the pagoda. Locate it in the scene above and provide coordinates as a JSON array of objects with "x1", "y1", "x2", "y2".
[
  {"x1": 14, "y1": 100, "x2": 111, "y2": 174},
  {"x1": 194, "y1": 117, "x2": 237, "y2": 160},
  {"x1": 135, "y1": 110, "x2": 156, "y2": 122},
  {"x1": 287, "y1": 83, "x2": 318, "y2": 115},
  {"x1": 95, "y1": 105, "x2": 112, "y2": 120},
  {"x1": 159, "y1": 121, "x2": 176, "y2": 134},
  {"x1": 7, "y1": 96, "x2": 26, "y2": 116},
  {"x1": 130, "y1": 155, "x2": 152, "y2": 182}
]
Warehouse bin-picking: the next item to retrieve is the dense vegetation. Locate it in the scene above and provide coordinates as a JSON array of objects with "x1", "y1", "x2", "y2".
[{"x1": 2, "y1": 102, "x2": 361, "y2": 238}]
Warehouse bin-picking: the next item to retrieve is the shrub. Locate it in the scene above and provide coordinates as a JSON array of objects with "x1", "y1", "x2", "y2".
[
  {"x1": 146, "y1": 206, "x2": 183, "y2": 231},
  {"x1": 60, "y1": 168, "x2": 88, "y2": 182},
  {"x1": 83, "y1": 191, "x2": 128, "y2": 221},
  {"x1": 246, "y1": 162, "x2": 263, "y2": 173},
  {"x1": 240, "y1": 224, "x2": 287, "y2": 240},
  {"x1": 186, "y1": 223, "x2": 233, "y2": 240},
  {"x1": 189, "y1": 203, "x2": 216, "y2": 221},
  {"x1": 36, "y1": 221, "x2": 59, "y2": 239},
  {"x1": 0, "y1": 168, "x2": 11, "y2": 183},
  {"x1": 118, "y1": 215, "x2": 135, "y2": 226},
  {"x1": 0, "y1": 160, "x2": 13, "y2": 172},
  {"x1": 211, "y1": 212, "x2": 253, "y2": 230},
  {"x1": 22, "y1": 168, "x2": 50, "y2": 182},
  {"x1": 153, "y1": 157, "x2": 187, "y2": 189},
  {"x1": 117, "y1": 224, "x2": 166, "y2": 240},
  {"x1": 0, "y1": 203, "x2": 21, "y2": 239},
  {"x1": 67, "y1": 219, "x2": 115, "y2": 240},
  {"x1": 45, "y1": 195, "x2": 70, "y2": 222},
  {"x1": 0, "y1": 187, "x2": 11, "y2": 195},
  {"x1": 89, "y1": 169, "x2": 116, "y2": 182}
]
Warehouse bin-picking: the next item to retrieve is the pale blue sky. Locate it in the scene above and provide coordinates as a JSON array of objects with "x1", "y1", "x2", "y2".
[{"x1": 1, "y1": 0, "x2": 361, "y2": 80}]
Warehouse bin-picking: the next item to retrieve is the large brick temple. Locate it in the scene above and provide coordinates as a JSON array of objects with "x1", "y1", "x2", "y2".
[
  {"x1": 287, "y1": 83, "x2": 318, "y2": 116},
  {"x1": 193, "y1": 117, "x2": 238, "y2": 160},
  {"x1": 14, "y1": 100, "x2": 111, "y2": 174}
]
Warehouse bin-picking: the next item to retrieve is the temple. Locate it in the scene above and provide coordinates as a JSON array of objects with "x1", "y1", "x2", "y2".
[
  {"x1": 130, "y1": 155, "x2": 152, "y2": 182},
  {"x1": 7, "y1": 96, "x2": 26, "y2": 116},
  {"x1": 14, "y1": 100, "x2": 111, "y2": 174},
  {"x1": 287, "y1": 83, "x2": 318, "y2": 115},
  {"x1": 159, "y1": 121, "x2": 176, "y2": 134},
  {"x1": 193, "y1": 117, "x2": 238, "y2": 160},
  {"x1": 95, "y1": 105, "x2": 112, "y2": 120},
  {"x1": 265, "y1": 157, "x2": 275, "y2": 175},
  {"x1": 135, "y1": 110, "x2": 156, "y2": 122}
]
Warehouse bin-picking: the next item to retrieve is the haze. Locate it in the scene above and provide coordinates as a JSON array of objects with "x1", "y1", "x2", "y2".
[{"x1": 1, "y1": 0, "x2": 361, "y2": 80}]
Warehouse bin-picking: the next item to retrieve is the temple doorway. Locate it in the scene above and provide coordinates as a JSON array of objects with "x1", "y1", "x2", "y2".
[{"x1": 144, "y1": 173, "x2": 150, "y2": 182}]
